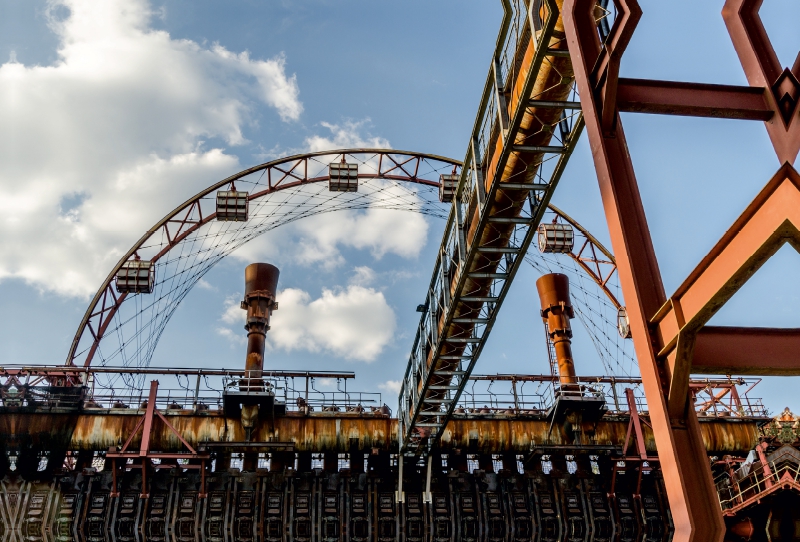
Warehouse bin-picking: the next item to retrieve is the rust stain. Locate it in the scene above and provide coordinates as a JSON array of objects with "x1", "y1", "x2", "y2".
[{"x1": 1, "y1": 411, "x2": 760, "y2": 454}]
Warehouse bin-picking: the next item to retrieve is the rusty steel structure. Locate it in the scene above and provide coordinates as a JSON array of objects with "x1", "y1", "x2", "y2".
[
  {"x1": 0, "y1": 362, "x2": 769, "y2": 542},
  {"x1": 66, "y1": 149, "x2": 461, "y2": 371},
  {"x1": 536, "y1": 274, "x2": 578, "y2": 387},
  {"x1": 397, "y1": 0, "x2": 584, "y2": 456},
  {"x1": 561, "y1": 0, "x2": 800, "y2": 539},
  {"x1": 2, "y1": 0, "x2": 800, "y2": 541}
]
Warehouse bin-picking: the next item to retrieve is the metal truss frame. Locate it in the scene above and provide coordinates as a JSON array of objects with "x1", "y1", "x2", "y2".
[
  {"x1": 548, "y1": 203, "x2": 621, "y2": 309},
  {"x1": 398, "y1": 0, "x2": 585, "y2": 455},
  {"x1": 562, "y1": 0, "x2": 800, "y2": 540},
  {"x1": 107, "y1": 380, "x2": 210, "y2": 498},
  {"x1": 66, "y1": 149, "x2": 460, "y2": 369}
]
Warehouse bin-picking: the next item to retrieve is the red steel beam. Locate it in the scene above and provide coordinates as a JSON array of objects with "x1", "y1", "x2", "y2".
[
  {"x1": 723, "y1": 0, "x2": 800, "y2": 163},
  {"x1": 652, "y1": 165, "x2": 800, "y2": 374},
  {"x1": 139, "y1": 380, "x2": 159, "y2": 457},
  {"x1": 694, "y1": 327, "x2": 800, "y2": 376},
  {"x1": 563, "y1": 0, "x2": 726, "y2": 540},
  {"x1": 617, "y1": 78, "x2": 773, "y2": 120}
]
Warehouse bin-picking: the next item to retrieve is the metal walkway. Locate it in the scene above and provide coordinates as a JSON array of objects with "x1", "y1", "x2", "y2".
[{"x1": 398, "y1": 0, "x2": 585, "y2": 455}]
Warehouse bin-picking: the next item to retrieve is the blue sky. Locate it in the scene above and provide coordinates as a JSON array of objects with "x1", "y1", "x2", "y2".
[{"x1": 1, "y1": 0, "x2": 798, "y2": 413}]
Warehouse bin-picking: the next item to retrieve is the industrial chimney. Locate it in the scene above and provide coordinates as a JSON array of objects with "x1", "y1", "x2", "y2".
[
  {"x1": 239, "y1": 263, "x2": 280, "y2": 432},
  {"x1": 535, "y1": 273, "x2": 577, "y2": 386},
  {"x1": 536, "y1": 273, "x2": 606, "y2": 428}
]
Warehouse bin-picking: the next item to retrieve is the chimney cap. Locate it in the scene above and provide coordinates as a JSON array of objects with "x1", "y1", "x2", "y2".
[
  {"x1": 244, "y1": 263, "x2": 280, "y2": 297},
  {"x1": 535, "y1": 273, "x2": 574, "y2": 317}
]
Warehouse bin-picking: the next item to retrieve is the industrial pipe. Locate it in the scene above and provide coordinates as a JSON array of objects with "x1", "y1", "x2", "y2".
[
  {"x1": 240, "y1": 263, "x2": 279, "y2": 440},
  {"x1": 536, "y1": 273, "x2": 577, "y2": 386},
  {"x1": 242, "y1": 263, "x2": 280, "y2": 383}
]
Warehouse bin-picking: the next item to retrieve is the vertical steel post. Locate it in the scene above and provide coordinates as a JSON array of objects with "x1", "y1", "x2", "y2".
[
  {"x1": 424, "y1": 456, "x2": 433, "y2": 504},
  {"x1": 396, "y1": 453, "x2": 405, "y2": 503},
  {"x1": 562, "y1": 1, "x2": 725, "y2": 540}
]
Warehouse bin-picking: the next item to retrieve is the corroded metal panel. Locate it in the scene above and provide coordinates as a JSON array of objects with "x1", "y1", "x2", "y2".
[{"x1": 0, "y1": 412, "x2": 761, "y2": 455}]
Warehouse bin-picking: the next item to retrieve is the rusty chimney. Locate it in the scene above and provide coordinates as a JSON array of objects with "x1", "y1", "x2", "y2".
[
  {"x1": 536, "y1": 273, "x2": 577, "y2": 386},
  {"x1": 238, "y1": 263, "x2": 279, "y2": 439},
  {"x1": 242, "y1": 263, "x2": 280, "y2": 383}
]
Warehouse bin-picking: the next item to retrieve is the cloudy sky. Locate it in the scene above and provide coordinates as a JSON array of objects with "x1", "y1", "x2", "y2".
[{"x1": 1, "y1": 0, "x2": 799, "y2": 412}]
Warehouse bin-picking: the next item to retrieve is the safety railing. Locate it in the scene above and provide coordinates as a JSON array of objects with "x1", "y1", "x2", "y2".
[
  {"x1": 717, "y1": 447, "x2": 800, "y2": 513},
  {"x1": 0, "y1": 366, "x2": 388, "y2": 415},
  {"x1": 455, "y1": 375, "x2": 768, "y2": 419}
]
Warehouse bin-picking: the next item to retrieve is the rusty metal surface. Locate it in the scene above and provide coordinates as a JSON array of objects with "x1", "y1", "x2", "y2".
[
  {"x1": 536, "y1": 273, "x2": 577, "y2": 384},
  {"x1": 1, "y1": 410, "x2": 760, "y2": 454},
  {"x1": 400, "y1": 0, "x2": 585, "y2": 453},
  {"x1": 243, "y1": 263, "x2": 280, "y2": 378},
  {"x1": 431, "y1": 0, "x2": 576, "y2": 389},
  {"x1": 5, "y1": 2, "x2": 796, "y2": 540}
]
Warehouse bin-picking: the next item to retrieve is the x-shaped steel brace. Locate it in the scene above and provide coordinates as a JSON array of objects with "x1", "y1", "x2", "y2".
[
  {"x1": 724, "y1": 0, "x2": 800, "y2": 163},
  {"x1": 588, "y1": 0, "x2": 641, "y2": 136}
]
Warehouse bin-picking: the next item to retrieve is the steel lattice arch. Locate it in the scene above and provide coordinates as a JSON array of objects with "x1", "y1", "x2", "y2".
[
  {"x1": 66, "y1": 149, "x2": 461, "y2": 371},
  {"x1": 66, "y1": 147, "x2": 634, "y2": 391}
]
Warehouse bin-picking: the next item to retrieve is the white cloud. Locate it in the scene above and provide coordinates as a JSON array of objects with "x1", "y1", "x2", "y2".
[
  {"x1": 196, "y1": 278, "x2": 217, "y2": 291},
  {"x1": 0, "y1": 0, "x2": 302, "y2": 297},
  {"x1": 220, "y1": 294, "x2": 245, "y2": 325},
  {"x1": 229, "y1": 203, "x2": 430, "y2": 271},
  {"x1": 314, "y1": 378, "x2": 337, "y2": 389},
  {"x1": 304, "y1": 120, "x2": 390, "y2": 152},
  {"x1": 215, "y1": 294, "x2": 246, "y2": 346},
  {"x1": 217, "y1": 285, "x2": 396, "y2": 361},
  {"x1": 378, "y1": 380, "x2": 402, "y2": 394},
  {"x1": 292, "y1": 207, "x2": 429, "y2": 268},
  {"x1": 270, "y1": 286, "x2": 396, "y2": 361},
  {"x1": 350, "y1": 266, "x2": 376, "y2": 286},
  {"x1": 215, "y1": 326, "x2": 246, "y2": 346}
]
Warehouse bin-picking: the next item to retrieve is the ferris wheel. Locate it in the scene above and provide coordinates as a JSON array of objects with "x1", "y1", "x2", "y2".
[{"x1": 66, "y1": 148, "x2": 634, "y2": 392}]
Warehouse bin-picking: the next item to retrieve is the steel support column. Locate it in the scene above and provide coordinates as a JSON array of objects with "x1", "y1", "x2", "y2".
[{"x1": 562, "y1": 1, "x2": 725, "y2": 540}]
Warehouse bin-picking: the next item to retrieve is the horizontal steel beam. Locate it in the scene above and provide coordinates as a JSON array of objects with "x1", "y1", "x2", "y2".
[
  {"x1": 0, "y1": 365, "x2": 356, "y2": 379},
  {"x1": 529, "y1": 99, "x2": 583, "y2": 109},
  {"x1": 476, "y1": 247, "x2": 520, "y2": 253},
  {"x1": 693, "y1": 326, "x2": 800, "y2": 375},
  {"x1": 650, "y1": 165, "x2": 800, "y2": 416},
  {"x1": 487, "y1": 217, "x2": 534, "y2": 224},
  {"x1": 498, "y1": 182, "x2": 549, "y2": 190},
  {"x1": 616, "y1": 78, "x2": 773, "y2": 120},
  {"x1": 512, "y1": 145, "x2": 567, "y2": 154}
]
